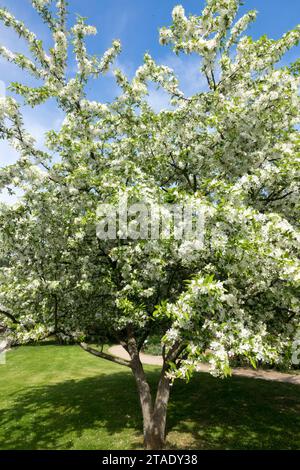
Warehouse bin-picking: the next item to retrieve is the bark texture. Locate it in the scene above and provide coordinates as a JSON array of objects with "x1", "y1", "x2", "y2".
[{"x1": 127, "y1": 335, "x2": 170, "y2": 450}]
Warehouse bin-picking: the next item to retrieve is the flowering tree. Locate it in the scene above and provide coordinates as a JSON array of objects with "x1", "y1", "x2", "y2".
[{"x1": 0, "y1": 0, "x2": 299, "y2": 450}]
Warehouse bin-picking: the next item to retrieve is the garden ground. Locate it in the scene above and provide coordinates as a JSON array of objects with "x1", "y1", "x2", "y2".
[
  {"x1": 109, "y1": 345, "x2": 300, "y2": 384},
  {"x1": 0, "y1": 344, "x2": 299, "y2": 450}
]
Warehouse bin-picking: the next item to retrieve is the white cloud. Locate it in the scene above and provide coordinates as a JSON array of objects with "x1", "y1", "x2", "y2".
[
  {"x1": 0, "y1": 140, "x2": 19, "y2": 168},
  {"x1": 111, "y1": 11, "x2": 130, "y2": 38},
  {"x1": 0, "y1": 187, "x2": 23, "y2": 206},
  {"x1": 103, "y1": 52, "x2": 210, "y2": 112},
  {"x1": 163, "y1": 54, "x2": 209, "y2": 97},
  {"x1": 147, "y1": 54, "x2": 209, "y2": 112},
  {"x1": 147, "y1": 85, "x2": 171, "y2": 112},
  {"x1": 0, "y1": 103, "x2": 64, "y2": 204}
]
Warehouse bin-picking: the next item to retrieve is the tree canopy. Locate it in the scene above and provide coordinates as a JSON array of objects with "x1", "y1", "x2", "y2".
[{"x1": 0, "y1": 0, "x2": 299, "y2": 449}]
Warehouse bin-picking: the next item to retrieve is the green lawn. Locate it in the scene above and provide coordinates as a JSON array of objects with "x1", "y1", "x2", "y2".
[{"x1": 0, "y1": 344, "x2": 299, "y2": 450}]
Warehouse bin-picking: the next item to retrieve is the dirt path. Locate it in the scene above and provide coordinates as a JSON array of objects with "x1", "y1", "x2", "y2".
[
  {"x1": 109, "y1": 345, "x2": 163, "y2": 366},
  {"x1": 109, "y1": 345, "x2": 300, "y2": 385}
]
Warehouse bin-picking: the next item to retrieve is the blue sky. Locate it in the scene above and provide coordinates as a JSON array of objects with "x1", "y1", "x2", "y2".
[{"x1": 0, "y1": 0, "x2": 300, "y2": 202}]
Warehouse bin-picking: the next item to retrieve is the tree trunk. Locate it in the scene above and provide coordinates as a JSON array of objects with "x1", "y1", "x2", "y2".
[
  {"x1": 143, "y1": 369, "x2": 170, "y2": 450},
  {"x1": 128, "y1": 339, "x2": 154, "y2": 447},
  {"x1": 127, "y1": 335, "x2": 171, "y2": 450}
]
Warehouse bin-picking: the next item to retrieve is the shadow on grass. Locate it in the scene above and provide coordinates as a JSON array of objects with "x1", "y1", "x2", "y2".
[
  {"x1": 0, "y1": 370, "x2": 299, "y2": 450},
  {"x1": 168, "y1": 374, "x2": 300, "y2": 450}
]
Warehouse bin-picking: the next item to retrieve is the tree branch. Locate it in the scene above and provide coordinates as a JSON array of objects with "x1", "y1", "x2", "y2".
[
  {"x1": 262, "y1": 190, "x2": 294, "y2": 204},
  {"x1": 0, "y1": 304, "x2": 20, "y2": 324},
  {"x1": 165, "y1": 340, "x2": 187, "y2": 363},
  {"x1": 80, "y1": 342, "x2": 132, "y2": 368}
]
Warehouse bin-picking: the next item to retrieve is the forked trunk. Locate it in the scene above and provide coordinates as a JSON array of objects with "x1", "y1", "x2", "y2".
[
  {"x1": 128, "y1": 338, "x2": 170, "y2": 450},
  {"x1": 145, "y1": 371, "x2": 170, "y2": 450}
]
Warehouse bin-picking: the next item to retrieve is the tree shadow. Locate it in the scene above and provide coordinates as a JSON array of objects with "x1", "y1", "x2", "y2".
[
  {"x1": 0, "y1": 370, "x2": 299, "y2": 450},
  {"x1": 0, "y1": 372, "x2": 143, "y2": 450},
  {"x1": 167, "y1": 373, "x2": 300, "y2": 450}
]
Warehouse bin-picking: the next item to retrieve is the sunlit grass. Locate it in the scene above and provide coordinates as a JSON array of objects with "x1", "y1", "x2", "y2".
[{"x1": 0, "y1": 344, "x2": 299, "y2": 450}]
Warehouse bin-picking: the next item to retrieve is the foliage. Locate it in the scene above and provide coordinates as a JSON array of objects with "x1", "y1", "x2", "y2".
[{"x1": 0, "y1": 0, "x2": 299, "y2": 382}]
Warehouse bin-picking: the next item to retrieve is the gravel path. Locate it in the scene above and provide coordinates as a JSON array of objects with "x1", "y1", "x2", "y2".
[{"x1": 109, "y1": 345, "x2": 300, "y2": 385}]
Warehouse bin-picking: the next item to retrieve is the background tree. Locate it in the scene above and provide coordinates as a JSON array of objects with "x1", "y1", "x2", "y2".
[{"x1": 0, "y1": 0, "x2": 299, "y2": 449}]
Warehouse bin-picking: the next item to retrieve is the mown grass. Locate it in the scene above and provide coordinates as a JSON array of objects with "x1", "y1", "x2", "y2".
[{"x1": 0, "y1": 344, "x2": 299, "y2": 450}]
